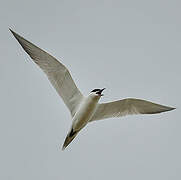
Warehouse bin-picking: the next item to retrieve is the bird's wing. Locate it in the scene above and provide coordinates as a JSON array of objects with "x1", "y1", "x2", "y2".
[
  {"x1": 90, "y1": 98, "x2": 175, "y2": 121},
  {"x1": 10, "y1": 29, "x2": 83, "y2": 117}
]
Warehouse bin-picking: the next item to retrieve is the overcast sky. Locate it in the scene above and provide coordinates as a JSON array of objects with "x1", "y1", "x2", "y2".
[{"x1": 1, "y1": 0, "x2": 180, "y2": 179}]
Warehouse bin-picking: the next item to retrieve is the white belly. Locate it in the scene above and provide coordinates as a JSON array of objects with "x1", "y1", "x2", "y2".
[{"x1": 72, "y1": 96, "x2": 99, "y2": 131}]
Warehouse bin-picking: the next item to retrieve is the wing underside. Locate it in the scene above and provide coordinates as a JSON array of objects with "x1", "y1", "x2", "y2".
[
  {"x1": 90, "y1": 98, "x2": 175, "y2": 121},
  {"x1": 10, "y1": 29, "x2": 83, "y2": 117}
]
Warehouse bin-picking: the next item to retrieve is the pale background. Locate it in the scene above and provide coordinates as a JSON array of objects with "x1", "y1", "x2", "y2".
[{"x1": 0, "y1": 0, "x2": 180, "y2": 179}]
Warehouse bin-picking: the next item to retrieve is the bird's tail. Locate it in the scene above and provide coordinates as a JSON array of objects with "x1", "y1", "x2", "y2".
[{"x1": 62, "y1": 128, "x2": 78, "y2": 150}]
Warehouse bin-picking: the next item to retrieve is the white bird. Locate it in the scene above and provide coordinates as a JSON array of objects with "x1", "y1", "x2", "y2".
[{"x1": 10, "y1": 29, "x2": 175, "y2": 150}]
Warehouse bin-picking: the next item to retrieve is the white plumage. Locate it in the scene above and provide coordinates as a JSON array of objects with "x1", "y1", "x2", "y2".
[{"x1": 10, "y1": 29, "x2": 175, "y2": 150}]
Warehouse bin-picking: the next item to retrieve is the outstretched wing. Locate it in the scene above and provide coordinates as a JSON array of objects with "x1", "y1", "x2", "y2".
[
  {"x1": 10, "y1": 29, "x2": 83, "y2": 117},
  {"x1": 90, "y1": 98, "x2": 175, "y2": 121}
]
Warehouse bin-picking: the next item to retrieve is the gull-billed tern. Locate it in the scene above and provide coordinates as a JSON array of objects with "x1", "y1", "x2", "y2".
[{"x1": 10, "y1": 29, "x2": 175, "y2": 150}]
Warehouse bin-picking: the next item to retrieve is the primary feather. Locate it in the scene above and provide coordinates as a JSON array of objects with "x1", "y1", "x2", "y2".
[
  {"x1": 10, "y1": 29, "x2": 83, "y2": 117},
  {"x1": 90, "y1": 98, "x2": 175, "y2": 121}
]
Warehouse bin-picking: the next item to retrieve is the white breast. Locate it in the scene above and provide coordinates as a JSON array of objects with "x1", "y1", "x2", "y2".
[{"x1": 72, "y1": 94, "x2": 100, "y2": 131}]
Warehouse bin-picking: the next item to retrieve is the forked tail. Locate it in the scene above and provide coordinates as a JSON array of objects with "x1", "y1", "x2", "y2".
[{"x1": 62, "y1": 129, "x2": 78, "y2": 150}]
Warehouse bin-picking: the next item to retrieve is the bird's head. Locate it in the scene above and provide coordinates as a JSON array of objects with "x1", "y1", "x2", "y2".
[{"x1": 90, "y1": 88, "x2": 106, "y2": 97}]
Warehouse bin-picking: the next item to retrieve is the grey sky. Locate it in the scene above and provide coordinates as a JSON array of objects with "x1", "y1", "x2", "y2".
[{"x1": 1, "y1": 0, "x2": 180, "y2": 179}]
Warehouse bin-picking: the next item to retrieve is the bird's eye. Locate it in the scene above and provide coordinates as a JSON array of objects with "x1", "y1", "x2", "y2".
[{"x1": 91, "y1": 89, "x2": 101, "y2": 93}]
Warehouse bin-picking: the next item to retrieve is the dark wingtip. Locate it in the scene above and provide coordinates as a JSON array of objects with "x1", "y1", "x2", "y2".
[
  {"x1": 61, "y1": 139, "x2": 67, "y2": 151},
  {"x1": 169, "y1": 107, "x2": 176, "y2": 111},
  {"x1": 62, "y1": 145, "x2": 66, "y2": 151},
  {"x1": 163, "y1": 106, "x2": 176, "y2": 113},
  {"x1": 9, "y1": 28, "x2": 19, "y2": 39},
  {"x1": 61, "y1": 140, "x2": 69, "y2": 151},
  {"x1": 9, "y1": 28, "x2": 14, "y2": 34}
]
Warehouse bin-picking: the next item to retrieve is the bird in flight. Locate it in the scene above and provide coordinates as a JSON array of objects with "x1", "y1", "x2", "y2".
[{"x1": 10, "y1": 29, "x2": 175, "y2": 150}]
